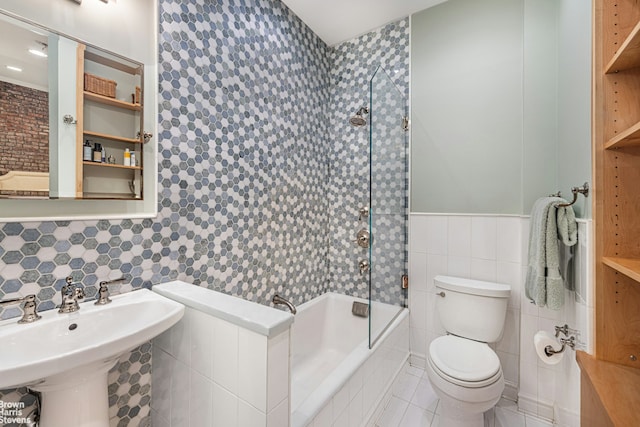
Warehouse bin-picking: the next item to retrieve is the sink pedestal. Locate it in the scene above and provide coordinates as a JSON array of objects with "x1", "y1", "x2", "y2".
[{"x1": 30, "y1": 358, "x2": 118, "y2": 427}]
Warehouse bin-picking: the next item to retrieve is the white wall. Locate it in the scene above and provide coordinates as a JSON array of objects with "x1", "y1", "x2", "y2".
[
  {"x1": 410, "y1": 0, "x2": 591, "y2": 217},
  {"x1": 556, "y1": 0, "x2": 592, "y2": 219},
  {"x1": 411, "y1": 0, "x2": 525, "y2": 214},
  {"x1": 407, "y1": 214, "x2": 593, "y2": 425}
]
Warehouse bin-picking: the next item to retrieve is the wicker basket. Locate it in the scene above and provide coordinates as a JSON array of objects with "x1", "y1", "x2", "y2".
[{"x1": 84, "y1": 73, "x2": 117, "y2": 98}]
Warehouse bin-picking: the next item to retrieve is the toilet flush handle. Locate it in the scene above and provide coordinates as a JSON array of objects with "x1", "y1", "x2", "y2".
[{"x1": 436, "y1": 291, "x2": 445, "y2": 297}]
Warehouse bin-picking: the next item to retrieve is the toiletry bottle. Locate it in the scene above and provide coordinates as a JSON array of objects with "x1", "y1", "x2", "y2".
[
  {"x1": 124, "y1": 148, "x2": 131, "y2": 166},
  {"x1": 130, "y1": 151, "x2": 136, "y2": 167},
  {"x1": 93, "y1": 143, "x2": 102, "y2": 162},
  {"x1": 101, "y1": 145, "x2": 106, "y2": 163},
  {"x1": 83, "y1": 140, "x2": 92, "y2": 161}
]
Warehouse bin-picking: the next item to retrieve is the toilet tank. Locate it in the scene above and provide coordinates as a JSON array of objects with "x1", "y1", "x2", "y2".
[{"x1": 434, "y1": 275, "x2": 510, "y2": 343}]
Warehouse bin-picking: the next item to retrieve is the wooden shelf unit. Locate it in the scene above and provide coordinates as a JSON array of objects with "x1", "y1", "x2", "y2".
[
  {"x1": 76, "y1": 43, "x2": 144, "y2": 200},
  {"x1": 586, "y1": 0, "x2": 640, "y2": 424}
]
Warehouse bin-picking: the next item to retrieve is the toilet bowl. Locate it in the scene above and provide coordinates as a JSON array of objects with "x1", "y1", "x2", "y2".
[{"x1": 425, "y1": 276, "x2": 510, "y2": 427}]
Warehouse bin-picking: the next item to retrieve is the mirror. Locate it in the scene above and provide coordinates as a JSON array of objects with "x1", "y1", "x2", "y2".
[
  {"x1": 0, "y1": 1, "x2": 157, "y2": 221},
  {"x1": 0, "y1": 14, "x2": 49, "y2": 198},
  {"x1": 0, "y1": 13, "x2": 145, "y2": 200}
]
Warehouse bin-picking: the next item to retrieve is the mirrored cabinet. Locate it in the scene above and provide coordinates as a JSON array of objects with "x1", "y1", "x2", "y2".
[
  {"x1": 0, "y1": 10, "x2": 152, "y2": 203},
  {"x1": 0, "y1": 2, "x2": 157, "y2": 221}
]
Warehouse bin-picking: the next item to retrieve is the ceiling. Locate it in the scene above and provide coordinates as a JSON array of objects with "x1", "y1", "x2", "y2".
[
  {"x1": 280, "y1": 0, "x2": 448, "y2": 46},
  {"x1": 0, "y1": 15, "x2": 49, "y2": 91}
]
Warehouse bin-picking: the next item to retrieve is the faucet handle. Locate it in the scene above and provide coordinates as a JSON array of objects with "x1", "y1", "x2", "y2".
[
  {"x1": 95, "y1": 276, "x2": 126, "y2": 305},
  {"x1": 0, "y1": 294, "x2": 42, "y2": 323},
  {"x1": 19, "y1": 295, "x2": 42, "y2": 324}
]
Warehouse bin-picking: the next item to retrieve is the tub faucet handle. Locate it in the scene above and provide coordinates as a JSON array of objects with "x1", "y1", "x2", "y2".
[
  {"x1": 358, "y1": 206, "x2": 369, "y2": 221},
  {"x1": 352, "y1": 229, "x2": 371, "y2": 248},
  {"x1": 359, "y1": 259, "x2": 369, "y2": 275}
]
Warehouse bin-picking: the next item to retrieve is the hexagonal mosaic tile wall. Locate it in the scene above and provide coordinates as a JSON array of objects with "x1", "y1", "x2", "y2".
[
  {"x1": 0, "y1": 0, "x2": 408, "y2": 425},
  {"x1": 327, "y1": 19, "x2": 409, "y2": 305}
]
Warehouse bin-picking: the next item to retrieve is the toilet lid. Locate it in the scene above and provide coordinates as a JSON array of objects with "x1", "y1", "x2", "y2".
[{"x1": 429, "y1": 335, "x2": 501, "y2": 383}]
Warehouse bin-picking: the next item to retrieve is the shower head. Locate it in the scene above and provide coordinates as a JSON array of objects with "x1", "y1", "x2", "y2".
[
  {"x1": 349, "y1": 107, "x2": 369, "y2": 127},
  {"x1": 350, "y1": 115, "x2": 366, "y2": 127}
]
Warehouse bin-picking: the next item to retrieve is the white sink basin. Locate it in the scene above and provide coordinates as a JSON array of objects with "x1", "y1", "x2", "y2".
[{"x1": 0, "y1": 288, "x2": 184, "y2": 427}]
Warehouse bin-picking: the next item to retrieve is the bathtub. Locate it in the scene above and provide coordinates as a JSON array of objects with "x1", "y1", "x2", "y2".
[{"x1": 291, "y1": 293, "x2": 409, "y2": 427}]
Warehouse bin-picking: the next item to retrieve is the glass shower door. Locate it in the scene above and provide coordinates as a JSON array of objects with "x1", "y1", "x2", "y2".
[{"x1": 368, "y1": 65, "x2": 407, "y2": 348}]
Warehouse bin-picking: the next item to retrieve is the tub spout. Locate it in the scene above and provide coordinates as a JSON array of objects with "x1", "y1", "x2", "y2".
[{"x1": 272, "y1": 294, "x2": 297, "y2": 314}]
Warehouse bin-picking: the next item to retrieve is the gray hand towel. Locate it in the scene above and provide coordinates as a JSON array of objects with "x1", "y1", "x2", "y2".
[{"x1": 525, "y1": 197, "x2": 578, "y2": 310}]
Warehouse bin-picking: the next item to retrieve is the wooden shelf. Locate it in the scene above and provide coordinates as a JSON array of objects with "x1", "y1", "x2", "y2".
[
  {"x1": 605, "y1": 20, "x2": 640, "y2": 73},
  {"x1": 82, "y1": 192, "x2": 139, "y2": 200},
  {"x1": 577, "y1": 351, "x2": 640, "y2": 426},
  {"x1": 602, "y1": 256, "x2": 640, "y2": 282},
  {"x1": 84, "y1": 91, "x2": 141, "y2": 111},
  {"x1": 83, "y1": 130, "x2": 141, "y2": 144},
  {"x1": 604, "y1": 121, "x2": 640, "y2": 149},
  {"x1": 84, "y1": 50, "x2": 141, "y2": 75},
  {"x1": 83, "y1": 161, "x2": 142, "y2": 171}
]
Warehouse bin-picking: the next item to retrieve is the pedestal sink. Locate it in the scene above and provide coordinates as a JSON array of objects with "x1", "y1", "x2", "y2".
[{"x1": 0, "y1": 288, "x2": 184, "y2": 427}]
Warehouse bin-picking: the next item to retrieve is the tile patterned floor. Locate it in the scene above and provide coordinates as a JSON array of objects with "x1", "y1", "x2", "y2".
[{"x1": 375, "y1": 367, "x2": 554, "y2": 427}]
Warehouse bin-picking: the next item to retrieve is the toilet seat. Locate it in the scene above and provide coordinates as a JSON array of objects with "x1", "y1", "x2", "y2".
[{"x1": 428, "y1": 335, "x2": 502, "y2": 388}]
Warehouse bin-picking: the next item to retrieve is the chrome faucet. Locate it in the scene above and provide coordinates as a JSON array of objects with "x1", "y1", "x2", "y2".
[
  {"x1": 272, "y1": 294, "x2": 297, "y2": 314},
  {"x1": 95, "y1": 276, "x2": 126, "y2": 305},
  {"x1": 0, "y1": 294, "x2": 42, "y2": 323},
  {"x1": 58, "y1": 277, "x2": 85, "y2": 314}
]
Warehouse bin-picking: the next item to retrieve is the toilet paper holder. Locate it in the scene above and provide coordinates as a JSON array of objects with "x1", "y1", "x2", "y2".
[{"x1": 544, "y1": 324, "x2": 577, "y2": 357}]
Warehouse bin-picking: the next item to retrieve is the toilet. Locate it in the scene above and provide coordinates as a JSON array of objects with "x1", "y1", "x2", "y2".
[{"x1": 425, "y1": 275, "x2": 510, "y2": 427}]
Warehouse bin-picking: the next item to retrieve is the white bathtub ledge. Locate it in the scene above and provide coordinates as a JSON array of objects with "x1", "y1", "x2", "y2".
[{"x1": 153, "y1": 281, "x2": 294, "y2": 337}]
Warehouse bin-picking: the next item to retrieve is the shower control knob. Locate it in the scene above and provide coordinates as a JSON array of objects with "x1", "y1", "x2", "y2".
[
  {"x1": 358, "y1": 206, "x2": 369, "y2": 222},
  {"x1": 352, "y1": 229, "x2": 371, "y2": 248},
  {"x1": 359, "y1": 259, "x2": 370, "y2": 275}
]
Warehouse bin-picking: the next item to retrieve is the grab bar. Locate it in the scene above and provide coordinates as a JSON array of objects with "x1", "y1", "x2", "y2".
[
  {"x1": 272, "y1": 294, "x2": 297, "y2": 314},
  {"x1": 550, "y1": 182, "x2": 589, "y2": 207}
]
